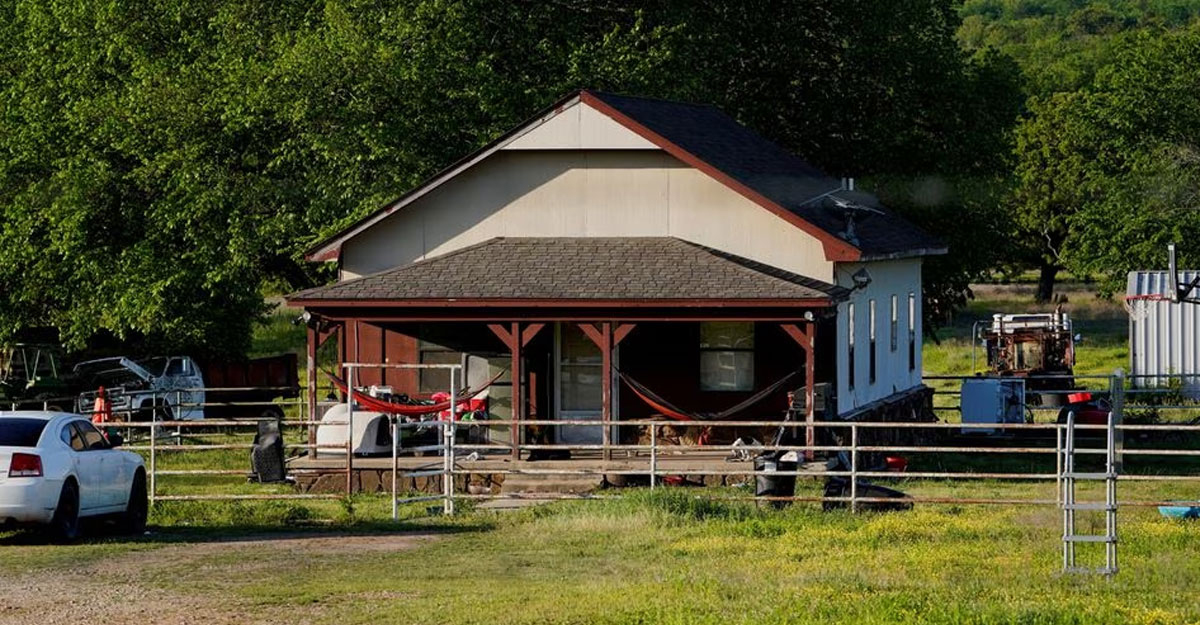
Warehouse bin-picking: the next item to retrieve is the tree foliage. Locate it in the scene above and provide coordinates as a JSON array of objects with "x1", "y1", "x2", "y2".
[
  {"x1": 1012, "y1": 28, "x2": 1200, "y2": 296},
  {"x1": 0, "y1": 0, "x2": 1017, "y2": 353}
]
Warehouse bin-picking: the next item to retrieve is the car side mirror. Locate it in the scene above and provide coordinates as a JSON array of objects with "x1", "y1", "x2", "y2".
[{"x1": 107, "y1": 432, "x2": 124, "y2": 448}]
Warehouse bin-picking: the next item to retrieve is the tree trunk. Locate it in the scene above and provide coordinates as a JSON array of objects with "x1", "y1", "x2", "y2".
[{"x1": 1035, "y1": 263, "x2": 1059, "y2": 303}]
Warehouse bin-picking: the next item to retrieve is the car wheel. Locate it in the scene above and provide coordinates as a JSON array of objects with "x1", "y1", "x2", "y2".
[
  {"x1": 49, "y1": 480, "x2": 81, "y2": 543},
  {"x1": 119, "y1": 470, "x2": 148, "y2": 535}
]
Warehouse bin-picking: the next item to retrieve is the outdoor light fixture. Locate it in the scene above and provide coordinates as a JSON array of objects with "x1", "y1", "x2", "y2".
[{"x1": 851, "y1": 268, "x2": 872, "y2": 291}]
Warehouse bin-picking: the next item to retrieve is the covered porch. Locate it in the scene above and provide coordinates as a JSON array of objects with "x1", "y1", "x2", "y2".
[{"x1": 288, "y1": 237, "x2": 848, "y2": 462}]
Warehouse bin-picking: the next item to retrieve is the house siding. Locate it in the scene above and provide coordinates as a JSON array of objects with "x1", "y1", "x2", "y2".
[
  {"x1": 339, "y1": 149, "x2": 834, "y2": 283},
  {"x1": 833, "y1": 258, "x2": 923, "y2": 415}
]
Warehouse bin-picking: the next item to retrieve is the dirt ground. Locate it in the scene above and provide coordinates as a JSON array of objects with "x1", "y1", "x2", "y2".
[{"x1": 0, "y1": 532, "x2": 435, "y2": 625}]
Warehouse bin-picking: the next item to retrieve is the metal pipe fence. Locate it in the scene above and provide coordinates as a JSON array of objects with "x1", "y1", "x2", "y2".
[{"x1": 9, "y1": 371, "x2": 1200, "y2": 521}]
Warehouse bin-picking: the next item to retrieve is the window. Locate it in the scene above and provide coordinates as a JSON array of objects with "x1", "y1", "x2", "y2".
[
  {"x1": 73, "y1": 421, "x2": 108, "y2": 451},
  {"x1": 890, "y1": 295, "x2": 898, "y2": 352},
  {"x1": 418, "y1": 340, "x2": 459, "y2": 394},
  {"x1": 0, "y1": 418, "x2": 47, "y2": 446},
  {"x1": 869, "y1": 299, "x2": 877, "y2": 385},
  {"x1": 847, "y1": 303, "x2": 855, "y2": 390},
  {"x1": 908, "y1": 293, "x2": 917, "y2": 372},
  {"x1": 699, "y1": 322, "x2": 754, "y2": 391}
]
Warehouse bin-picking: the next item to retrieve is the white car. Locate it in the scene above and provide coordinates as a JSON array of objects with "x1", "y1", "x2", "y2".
[{"x1": 0, "y1": 411, "x2": 147, "y2": 540}]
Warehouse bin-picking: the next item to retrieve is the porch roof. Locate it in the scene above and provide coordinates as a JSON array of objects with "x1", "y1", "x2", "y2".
[{"x1": 288, "y1": 237, "x2": 847, "y2": 306}]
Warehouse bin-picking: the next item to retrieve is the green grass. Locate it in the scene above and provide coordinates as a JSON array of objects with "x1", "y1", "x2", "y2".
[{"x1": 5, "y1": 490, "x2": 1200, "y2": 624}]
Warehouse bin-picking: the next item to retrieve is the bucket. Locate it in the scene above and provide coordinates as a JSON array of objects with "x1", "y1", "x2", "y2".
[
  {"x1": 1067, "y1": 392, "x2": 1092, "y2": 404},
  {"x1": 754, "y1": 454, "x2": 798, "y2": 509}
]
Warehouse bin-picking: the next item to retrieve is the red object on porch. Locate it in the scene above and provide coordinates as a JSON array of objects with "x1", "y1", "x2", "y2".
[
  {"x1": 325, "y1": 370, "x2": 503, "y2": 416},
  {"x1": 430, "y1": 394, "x2": 487, "y2": 420},
  {"x1": 1068, "y1": 392, "x2": 1092, "y2": 404}
]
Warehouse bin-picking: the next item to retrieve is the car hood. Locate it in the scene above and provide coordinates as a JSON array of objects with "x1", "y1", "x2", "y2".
[{"x1": 73, "y1": 358, "x2": 154, "y2": 385}]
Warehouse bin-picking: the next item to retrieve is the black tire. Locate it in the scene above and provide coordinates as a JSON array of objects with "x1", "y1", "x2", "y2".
[
  {"x1": 119, "y1": 470, "x2": 148, "y2": 535},
  {"x1": 48, "y1": 480, "x2": 81, "y2": 543}
]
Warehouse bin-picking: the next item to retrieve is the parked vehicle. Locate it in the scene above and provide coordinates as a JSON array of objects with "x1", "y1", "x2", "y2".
[
  {"x1": 0, "y1": 345, "x2": 74, "y2": 411},
  {"x1": 0, "y1": 411, "x2": 146, "y2": 540},
  {"x1": 974, "y1": 310, "x2": 1079, "y2": 406},
  {"x1": 74, "y1": 354, "x2": 299, "y2": 421}
]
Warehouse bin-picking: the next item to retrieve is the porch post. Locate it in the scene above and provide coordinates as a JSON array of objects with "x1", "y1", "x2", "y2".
[
  {"x1": 804, "y1": 323, "x2": 816, "y2": 461},
  {"x1": 579, "y1": 322, "x2": 617, "y2": 461},
  {"x1": 780, "y1": 321, "x2": 817, "y2": 461},
  {"x1": 511, "y1": 321, "x2": 522, "y2": 460},
  {"x1": 601, "y1": 323, "x2": 613, "y2": 461},
  {"x1": 306, "y1": 324, "x2": 318, "y2": 446},
  {"x1": 489, "y1": 322, "x2": 545, "y2": 461}
]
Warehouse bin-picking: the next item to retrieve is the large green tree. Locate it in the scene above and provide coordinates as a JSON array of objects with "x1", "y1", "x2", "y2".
[
  {"x1": 1012, "y1": 27, "x2": 1200, "y2": 297},
  {"x1": 0, "y1": 0, "x2": 1017, "y2": 354}
]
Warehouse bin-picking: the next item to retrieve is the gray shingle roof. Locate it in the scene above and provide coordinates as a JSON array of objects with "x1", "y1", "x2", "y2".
[
  {"x1": 589, "y1": 92, "x2": 946, "y2": 259},
  {"x1": 290, "y1": 237, "x2": 847, "y2": 303}
]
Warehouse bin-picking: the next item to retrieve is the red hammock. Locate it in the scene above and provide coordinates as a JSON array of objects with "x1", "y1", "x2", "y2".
[
  {"x1": 325, "y1": 370, "x2": 504, "y2": 416},
  {"x1": 618, "y1": 369, "x2": 801, "y2": 422}
]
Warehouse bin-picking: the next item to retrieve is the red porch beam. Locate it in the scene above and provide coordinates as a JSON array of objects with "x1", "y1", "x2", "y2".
[
  {"x1": 487, "y1": 322, "x2": 547, "y2": 460},
  {"x1": 578, "y1": 323, "x2": 615, "y2": 461},
  {"x1": 781, "y1": 322, "x2": 817, "y2": 460},
  {"x1": 612, "y1": 323, "x2": 637, "y2": 346}
]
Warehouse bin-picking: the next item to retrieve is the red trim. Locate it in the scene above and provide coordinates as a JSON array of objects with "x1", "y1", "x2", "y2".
[
  {"x1": 287, "y1": 297, "x2": 834, "y2": 308},
  {"x1": 613, "y1": 323, "x2": 637, "y2": 346},
  {"x1": 580, "y1": 91, "x2": 861, "y2": 262},
  {"x1": 520, "y1": 323, "x2": 546, "y2": 347}
]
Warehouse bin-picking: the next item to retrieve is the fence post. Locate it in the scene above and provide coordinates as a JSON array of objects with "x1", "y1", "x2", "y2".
[
  {"x1": 444, "y1": 367, "x2": 456, "y2": 516},
  {"x1": 346, "y1": 365, "x2": 354, "y2": 497},
  {"x1": 850, "y1": 424, "x2": 859, "y2": 514},
  {"x1": 392, "y1": 416, "x2": 399, "y2": 521},
  {"x1": 149, "y1": 419, "x2": 157, "y2": 507},
  {"x1": 649, "y1": 423, "x2": 657, "y2": 490},
  {"x1": 1110, "y1": 368, "x2": 1125, "y2": 473},
  {"x1": 1055, "y1": 425, "x2": 1063, "y2": 508}
]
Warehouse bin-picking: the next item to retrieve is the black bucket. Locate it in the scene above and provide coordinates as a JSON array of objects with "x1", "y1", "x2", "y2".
[{"x1": 754, "y1": 454, "x2": 798, "y2": 509}]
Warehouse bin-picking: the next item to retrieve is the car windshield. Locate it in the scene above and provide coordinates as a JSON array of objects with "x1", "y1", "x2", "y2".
[
  {"x1": 136, "y1": 357, "x2": 169, "y2": 377},
  {"x1": 0, "y1": 418, "x2": 48, "y2": 446}
]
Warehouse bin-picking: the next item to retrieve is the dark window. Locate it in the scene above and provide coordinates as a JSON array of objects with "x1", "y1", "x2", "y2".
[
  {"x1": 73, "y1": 421, "x2": 108, "y2": 451},
  {"x1": 847, "y1": 303, "x2": 855, "y2": 390},
  {"x1": 908, "y1": 293, "x2": 917, "y2": 372},
  {"x1": 890, "y1": 295, "x2": 898, "y2": 352},
  {"x1": 699, "y1": 322, "x2": 754, "y2": 391},
  {"x1": 165, "y1": 358, "x2": 186, "y2": 376},
  {"x1": 869, "y1": 299, "x2": 877, "y2": 385},
  {"x1": 418, "y1": 341, "x2": 460, "y2": 394},
  {"x1": 0, "y1": 418, "x2": 48, "y2": 446}
]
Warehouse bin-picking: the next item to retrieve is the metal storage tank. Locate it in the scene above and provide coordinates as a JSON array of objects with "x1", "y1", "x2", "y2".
[{"x1": 1126, "y1": 271, "x2": 1200, "y2": 395}]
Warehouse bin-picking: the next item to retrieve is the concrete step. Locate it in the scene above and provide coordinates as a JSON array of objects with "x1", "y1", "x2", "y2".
[{"x1": 500, "y1": 473, "x2": 603, "y2": 494}]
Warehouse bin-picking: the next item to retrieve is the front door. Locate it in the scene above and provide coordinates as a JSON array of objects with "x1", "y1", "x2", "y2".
[{"x1": 555, "y1": 324, "x2": 603, "y2": 445}]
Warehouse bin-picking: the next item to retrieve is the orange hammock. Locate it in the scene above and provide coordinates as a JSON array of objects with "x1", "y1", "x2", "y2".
[
  {"x1": 618, "y1": 369, "x2": 801, "y2": 422},
  {"x1": 325, "y1": 369, "x2": 505, "y2": 416}
]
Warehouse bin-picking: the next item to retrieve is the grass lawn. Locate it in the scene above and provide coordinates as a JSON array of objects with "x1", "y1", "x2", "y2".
[{"x1": 4, "y1": 490, "x2": 1200, "y2": 624}]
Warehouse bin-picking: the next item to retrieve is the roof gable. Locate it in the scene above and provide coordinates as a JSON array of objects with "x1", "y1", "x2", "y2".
[{"x1": 306, "y1": 90, "x2": 945, "y2": 263}]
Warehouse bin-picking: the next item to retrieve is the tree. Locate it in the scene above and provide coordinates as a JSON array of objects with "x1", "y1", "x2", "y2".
[
  {"x1": 1011, "y1": 28, "x2": 1200, "y2": 298},
  {"x1": 0, "y1": 0, "x2": 1019, "y2": 353}
]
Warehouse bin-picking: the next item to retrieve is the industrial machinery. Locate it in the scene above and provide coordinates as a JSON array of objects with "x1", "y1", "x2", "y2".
[{"x1": 974, "y1": 310, "x2": 1078, "y2": 406}]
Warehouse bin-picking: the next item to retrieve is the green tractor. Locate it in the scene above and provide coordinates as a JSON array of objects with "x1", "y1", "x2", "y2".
[{"x1": 0, "y1": 344, "x2": 74, "y2": 411}]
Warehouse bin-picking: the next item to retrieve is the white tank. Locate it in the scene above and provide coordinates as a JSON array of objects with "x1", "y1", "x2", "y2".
[{"x1": 315, "y1": 404, "x2": 393, "y2": 456}]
